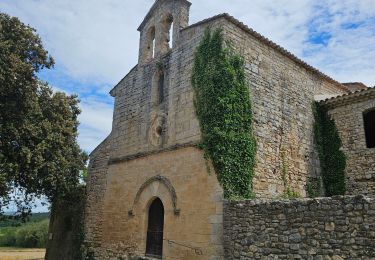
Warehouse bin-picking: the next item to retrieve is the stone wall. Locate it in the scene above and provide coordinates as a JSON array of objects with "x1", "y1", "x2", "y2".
[
  {"x1": 212, "y1": 17, "x2": 348, "y2": 198},
  {"x1": 224, "y1": 195, "x2": 375, "y2": 259},
  {"x1": 325, "y1": 94, "x2": 375, "y2": 196},
  {"x1": 85, "y1": 1, "x2": 368, "y2": 258},
  {"x1": 89, "y1": 147, "x2": 224, "y2": 260},
  {"x1": 84, "y1": 137, "x2": 111, "y2": 256}
]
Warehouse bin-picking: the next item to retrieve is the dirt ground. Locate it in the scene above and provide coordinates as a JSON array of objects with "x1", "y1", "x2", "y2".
[{"x1": 0, "y1": 248, "x2": 45, "y2": 260}]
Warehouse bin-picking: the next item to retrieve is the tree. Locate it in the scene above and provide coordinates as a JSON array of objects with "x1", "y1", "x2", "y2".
[{"x1": 0, "y1": 13, "x2": 88, "y2": 217}]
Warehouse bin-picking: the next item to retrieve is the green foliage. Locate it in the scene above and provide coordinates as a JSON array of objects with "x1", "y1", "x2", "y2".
[
  {"x1": 313, "y1": 103, "x2": 346, "y2": 196},
  {"x1": 192, "y1": 29, "x2": 257, "y2": 199},
  {"x1": 281, "y1": 189, "x2": 301, "y2": 199},
  {"x1": 0, "y1": 218, "x2": 49, "y2": 248},
  {"x1": 306, "y1": 176, "x2": 322, "y2": 198},
  {"x1": 280, "y1": 146, "x2": 300, "y2": 199},
  {"x1": 0, "y1": 12, "x2": 88, "y2": 217},
  {"x1": 0, "y1": 213, "x2": 49, "y2": 228},
  {"x1": 48, "y1": 186, "x2": 86, "y2": 259}
]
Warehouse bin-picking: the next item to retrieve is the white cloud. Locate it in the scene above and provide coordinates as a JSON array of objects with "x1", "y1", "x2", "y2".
[
  {"x1": 302, "y1": 1, "x2": 375, "y2": 85},
  {"x1": 78, "y1": 98, "x2": 114, "y2": 152},
  {"x1": 1, "y1": 0, "x2": 375, "y2": 153},
  {"x1": 0, "y1": 0, "x2": 154, "y2": 84},
  {"x1": 3, "y1": 0, "x2": 374, "y2": 86}
]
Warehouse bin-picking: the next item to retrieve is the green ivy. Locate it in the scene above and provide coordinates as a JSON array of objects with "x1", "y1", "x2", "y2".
[
  {"x1": 306, "y1": 176, "x2": 322, "y2": 198},
  {"x1": 192, "y1": 29, "x2": 257, "y2": 199},
  {"x1": 280, "y1": 146, "x2": 300, "y2": 199},
  {"x1": 313, "y1": 103, "x2": 346, "y2": 196}
]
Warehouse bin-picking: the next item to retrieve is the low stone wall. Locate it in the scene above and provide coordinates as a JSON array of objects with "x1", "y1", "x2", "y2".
[{"x1": 224, "y1": 195, "x2": 375, "y2": 259}]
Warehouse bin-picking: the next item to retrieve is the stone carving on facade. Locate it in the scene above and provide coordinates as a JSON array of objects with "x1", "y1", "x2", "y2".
[{"x1": 148, "y1": 112, "x2": 166, "y2": 147}]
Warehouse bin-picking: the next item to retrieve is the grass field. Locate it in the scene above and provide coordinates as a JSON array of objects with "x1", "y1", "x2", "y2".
[{"x1": 0, "y1": 247, "x2": 45, "y2": 260}]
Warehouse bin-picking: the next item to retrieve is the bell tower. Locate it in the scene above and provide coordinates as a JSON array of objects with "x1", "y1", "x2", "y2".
[{"x1": 138, "y1": 0, "x2": 191, "y2": 64}]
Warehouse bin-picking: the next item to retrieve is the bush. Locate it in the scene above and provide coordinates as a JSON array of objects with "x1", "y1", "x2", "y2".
[{"x1": 0, "y1": 219, "x2": 49, "y2": 248}]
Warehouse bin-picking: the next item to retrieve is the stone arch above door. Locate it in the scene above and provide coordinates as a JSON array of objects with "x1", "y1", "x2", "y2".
[{"x1": 129, "y1": 175, "x2": 180, "y2": 216}]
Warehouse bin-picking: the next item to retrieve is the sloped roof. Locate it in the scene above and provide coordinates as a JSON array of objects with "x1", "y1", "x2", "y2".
[
  {"x1": 110, "y1": 65, "x2": 138, "y2": 97},
  {"x1": 113, "y1": 12, "x2": 353, "y2": 97},
  {"x1": 319, "y1": 87, "x2": 375, "y2": 108},
  {"x1": 343, "y1": 82, "x2": 368, "y2": 89},
  {"x1": 182, "y1": 13, "x2": 349, "y2": 92}
]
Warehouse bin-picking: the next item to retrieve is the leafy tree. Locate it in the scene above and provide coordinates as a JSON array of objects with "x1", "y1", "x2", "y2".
[{"x1": 0, "y1": 13, "x2": 88, "y2": 217}]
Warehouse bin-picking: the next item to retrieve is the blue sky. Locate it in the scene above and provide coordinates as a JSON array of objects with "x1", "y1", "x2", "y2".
[
  {"x1": 1, "y1": 0, "x2": 375, "y2": 211},
  {"x1": 1, "y1": 0, "x2": 375, "y2": 153}
]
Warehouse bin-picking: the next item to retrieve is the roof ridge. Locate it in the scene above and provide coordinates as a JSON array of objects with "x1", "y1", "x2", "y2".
[
  {"x1": 183, "y1": 13, "x2": 349, "y2": 92},
  {"x1": 319, "y1": 86, "x2": 375, "y2": 105}
]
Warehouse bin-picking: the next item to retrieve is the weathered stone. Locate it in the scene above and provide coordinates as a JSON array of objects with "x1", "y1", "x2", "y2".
[
  {"x1": 224, "y1": 196, "x2": 375, "y2": 259},
  {"x1": 83, "y1": 0, "x2": 375, "y2": 259}
]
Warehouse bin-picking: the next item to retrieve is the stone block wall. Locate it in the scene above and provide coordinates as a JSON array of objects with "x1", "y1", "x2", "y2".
[
  {"x1": 84, "y1": 137, "x2": 111, "y2": 255},
  {"x1": 326, "y1": 97, "x2": 375, "y2": 196},
  {"x1": 214, "y1": 17, "x2": 348, "y2": 198},
  {"x1": 88, "y1": 147, "x2": 224, "y2": 260},
  {"x1": 224, "y1": 195, "x2": 375, "y2": 259},
  {"x1": 106, "y1": 12, "x2": 351, "y2": 204}
]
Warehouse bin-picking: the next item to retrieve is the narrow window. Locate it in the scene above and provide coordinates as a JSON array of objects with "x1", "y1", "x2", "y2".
[
  {"x1": 152, "y1": 68, "x2": 165, "y2": 106},
  {"x1": 152, "y1": 36, "x2": 156, "y2": 59},
  {"x1": 364, "y1": 109, "x2": 375, "y2": 148},
  {"x1": 161, "y1": 14, "x2": 173, "y2": 51},
  {"x1": 168, "y1": 21, "x2": 174, "y2": 49},
  {"x1": 145, "y1": 198, "x2": 164, "y2": 258},
  {"x1": 158, "y1": 70, "x2": 164, "y2": 104},
  {"x1": 146, "y1": 26, "x2": 155, "y2": 61}
]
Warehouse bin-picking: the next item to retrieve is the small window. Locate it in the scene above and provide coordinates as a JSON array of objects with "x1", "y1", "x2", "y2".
[
  {"x1": 158, "y1": 70, "x2": 164, "y2": 104},
  {"x1": 168, "y1": 20, "x2": 174, "y2": 49},
  {"x1": 364, "y1": 109, "x2": 375, "y2": 148},
  {"x1": 152, "y1": 68, "x2": 165, "y2": 106},
  {"x1": 161, "y1": 14, "x2": 173, "y2": 51},
  {"x1": 146, "y1": 26, "x2": 155, "y2": 61}
]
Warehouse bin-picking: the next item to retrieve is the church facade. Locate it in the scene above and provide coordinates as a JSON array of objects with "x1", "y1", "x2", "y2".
[{"x1": 84, "y1": 0, "x2": 375, "y2": 259}]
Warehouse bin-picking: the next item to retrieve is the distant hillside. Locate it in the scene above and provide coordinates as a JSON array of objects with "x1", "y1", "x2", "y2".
[
  {"x1": 0, "y1": 213, "x2": 50, "y2": 248},
  {"x1": 0, "y1": 213, "x2": 50, "y2": 228}
]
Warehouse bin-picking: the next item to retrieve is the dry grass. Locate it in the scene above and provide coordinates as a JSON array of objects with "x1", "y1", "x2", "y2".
[{"x1": 0, "y1": 247, "x2": 45, "y2": 260}]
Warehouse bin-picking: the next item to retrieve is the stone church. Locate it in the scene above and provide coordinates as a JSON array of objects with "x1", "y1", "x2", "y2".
[{"x1": 84, "y1": 0, "x2": 375, "y2": 259}]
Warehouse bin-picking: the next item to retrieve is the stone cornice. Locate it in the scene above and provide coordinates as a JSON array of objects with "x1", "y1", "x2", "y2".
[
  {"x1": 107, "y1": 141, "x2": 200, "y2": 165},
  {"x1": 319, "y1": 87, "x2": 375, "y2": 109}
]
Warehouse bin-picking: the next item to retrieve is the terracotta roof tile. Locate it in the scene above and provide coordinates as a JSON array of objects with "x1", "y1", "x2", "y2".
[{"x1": 319, "y1": 87, "x2": 375, "y2": 107}]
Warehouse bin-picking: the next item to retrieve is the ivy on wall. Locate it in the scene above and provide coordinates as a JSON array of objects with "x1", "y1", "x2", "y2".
[
  {"x1": 313, "y1": 103, "x2": 346, "y2": 196},
  {"x1": 280, "y1": 146, "x2": 300, "y2": 199},
  {"x1": 192, "y1": 29, "x2": 257, "y2": 199},
  {"x1": 306, "y1": 176, "x2": 322, "y2": 198}
]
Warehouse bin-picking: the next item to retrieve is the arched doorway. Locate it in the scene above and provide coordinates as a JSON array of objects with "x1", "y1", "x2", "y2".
[{"x1": 145, "y1": 198, "x2": 164, "y2": 258}]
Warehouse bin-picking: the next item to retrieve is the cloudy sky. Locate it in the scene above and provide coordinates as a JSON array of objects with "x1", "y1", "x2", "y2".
[{"x1": 1, "y1": 0, "x2": 375, "y2": 154}]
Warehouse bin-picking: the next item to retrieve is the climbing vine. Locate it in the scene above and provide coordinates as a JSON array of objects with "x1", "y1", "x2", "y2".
[
  {"x1": 280, "y1": 146, "x2": 300, "y2": 199},
  {"x1": 306, "y1": 176, "x2": 322, "y2": 198},
  {"x1": 313, "y1": 103, "x2": 346, "y2": 196},
  {"x1": 192, "y1": 29, "x2": 257, "y2": 199}
]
